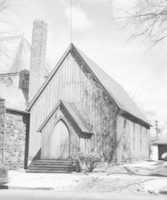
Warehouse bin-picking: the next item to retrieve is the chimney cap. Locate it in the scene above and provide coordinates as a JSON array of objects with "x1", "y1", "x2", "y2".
[{"x1": 33, "y1": 19, "x2": 48, "y2": 26}]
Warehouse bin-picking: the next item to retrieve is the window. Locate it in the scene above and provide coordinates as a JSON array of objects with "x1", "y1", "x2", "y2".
[
  {"x1": 133, "y1": 123, "x2": 135, "y2": 151},
  {"x1": 140, "y1": 127, "x2": 142, "y2": 152},
  {"x1": 123, "y1": 119, "x2": 127, "y2": 128}
]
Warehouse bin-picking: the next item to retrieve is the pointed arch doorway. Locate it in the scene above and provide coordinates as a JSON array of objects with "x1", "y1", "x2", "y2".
[{"x1": 48, "y1": 120, "x2": 70, "y2": 159}]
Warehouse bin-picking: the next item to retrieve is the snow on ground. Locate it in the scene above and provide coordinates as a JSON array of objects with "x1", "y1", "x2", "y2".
[
  {"x1": 5, "y1": 161, "x2": 167, "y2": 195},
  {"x1": 143, "y1": 179, "x2": 167, "y2": 194},
  {"x1": 6, "y1": 170, "x2": 156, "y2": 193},
  {"x1": 7, "y1": 171, "x2": 82, "y2": 190}
]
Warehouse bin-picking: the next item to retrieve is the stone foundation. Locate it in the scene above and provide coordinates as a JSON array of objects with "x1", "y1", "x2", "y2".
[
  {"x1": 0, "y1": 99, "x2": 29, "y2": 169},
  {"x1": 4, "y1": 112, "x2": 26, "y2": 169}
]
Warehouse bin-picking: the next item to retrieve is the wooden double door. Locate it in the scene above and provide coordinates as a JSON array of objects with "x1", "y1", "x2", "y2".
[{"x1": 44, "y1": 120, "x2": 70, "y2": 159}]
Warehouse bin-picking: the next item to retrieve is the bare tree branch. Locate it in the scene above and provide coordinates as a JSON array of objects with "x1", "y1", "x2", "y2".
[
  {"x1": 0, "y1": 0, "x2": 8, "y2": 12},
  {"x1": 114, "y1": 0, "x2": 167, "y2": 44}
]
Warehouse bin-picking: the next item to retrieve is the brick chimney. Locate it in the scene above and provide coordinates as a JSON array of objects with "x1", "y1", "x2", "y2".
[{"x1": 29, "y1": 20, "x2": 47, "y2": 101}]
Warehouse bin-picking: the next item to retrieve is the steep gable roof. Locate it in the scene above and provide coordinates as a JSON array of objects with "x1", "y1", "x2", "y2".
[
  {"x1": 77, "y1": 48, "x2": 148, "y2": 124},
  {"x1": 28, "y1": 43, "x2": 150, "y2": 127},
  {"x1": 38, "y1": 100, "x2": 93, "y2": 136}
]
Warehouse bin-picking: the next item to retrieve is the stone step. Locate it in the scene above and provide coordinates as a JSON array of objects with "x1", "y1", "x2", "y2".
[
  {"x1": 30, "y1": 164, "x2": 74, "y2": 167},
  {"x1": 28, "y1": 165, "x2": 74, "y2": 169},
  {"x1": 30, "y1": 162, "x2": 73, "y2": 165},
  {"x1": 29, "y1": 163, "x2": 74, "y2": 166},
  {"x1": 26, "y1": 169, "x2": 73, "y2": 173},
  {"x1": 27, "y1": 159, "x2": 80, "y2": 173},
  {"x1": 31, "y1": 162, "x2": 73, "y2": 165},
  {"x1": 32, "y1": 160, "x2": 74, "y2": 164},
  {"x1": 32, "y1": 159, "x2": 73, "y2": 162},
  {"x1": 30, "y1": 166, "x2": 73, "y2": 169}
]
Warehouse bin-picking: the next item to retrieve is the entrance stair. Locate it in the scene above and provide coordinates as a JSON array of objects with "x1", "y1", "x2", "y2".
[{"x1": 26, "y1": 159, "x2": 80, "y2": 173}]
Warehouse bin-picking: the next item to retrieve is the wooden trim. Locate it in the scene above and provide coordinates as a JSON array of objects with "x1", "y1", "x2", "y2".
[
  {"x1": 24, "y1": 113, "x2": 30, "y2": 169},
  {"x1": 38, "y1": 100, "x2": 93, "y2": 137},
  {"x1": 61, "y1": 105, "x2": 93, "y2": 138},
  {"x1": 119, "y1": 110, "x2": 150, "y2": 129},
  {"x1": 0, "y1": 72, "x2": 19, "y2": 76},
  {"x1": 38, "y1": 100, "x2": 61, "y2": 132},
  {"x1": 6, "y1": 108, "x2": 29, "y2": 116},
  {"x1": 52, "y1": 117, "x2": 71, "y2": 138}
]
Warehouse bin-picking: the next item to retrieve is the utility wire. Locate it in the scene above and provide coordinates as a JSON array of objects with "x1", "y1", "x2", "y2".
[{"x1": 70, "y1": 0, "x2": 72, "y2": 43}]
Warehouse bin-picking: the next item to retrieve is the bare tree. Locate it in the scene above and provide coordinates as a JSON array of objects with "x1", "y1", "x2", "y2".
[
  {"x1": 127, "y1": 0, "x2": 167, "y2": 44},
  {"x1": 0, "y1": 0, "x2": 7, "y2": 12}
]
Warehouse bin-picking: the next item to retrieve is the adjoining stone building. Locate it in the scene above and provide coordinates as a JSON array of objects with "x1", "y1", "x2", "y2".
[
  {"x1": 0, "y1": 20, "x2": 151, "y2": 171},
  {"x1": 0, "y1": 36, "x2": 30, "y2": 169},
  {"x1": 0, "y1": 99, "x2": 29, "y2": 169},
  {"x1": 0, "y1": 22, "x2": 48, "y2": 169}
]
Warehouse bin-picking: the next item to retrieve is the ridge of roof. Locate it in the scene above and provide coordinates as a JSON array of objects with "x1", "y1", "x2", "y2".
[{"x1": 27, "y1": 43, "x2": 150, "y2": 126}]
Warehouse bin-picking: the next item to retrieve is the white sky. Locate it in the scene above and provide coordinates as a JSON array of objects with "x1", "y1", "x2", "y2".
[{"x1": 0, "y1": 0, "x2": 167, "y2": 129}]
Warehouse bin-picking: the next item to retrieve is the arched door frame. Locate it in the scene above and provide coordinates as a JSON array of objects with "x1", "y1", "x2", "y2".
[{"x1": 49, "y1": 117, "x2": 71, "y2": 159}]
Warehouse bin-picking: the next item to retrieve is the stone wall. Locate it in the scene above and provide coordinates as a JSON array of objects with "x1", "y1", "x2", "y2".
[
  {"x1": 0, "y1": 99, "x2": 5, "y2": 163},
  {"x1": 4, "y1": 111, "x2": 26, "y2": 169},
  {"x1": 0, "y1": 102, "x2": 28, "y2": 170}
]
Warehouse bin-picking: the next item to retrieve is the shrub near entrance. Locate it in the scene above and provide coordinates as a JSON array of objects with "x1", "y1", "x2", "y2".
[{"x1": 78, "y1": 152, "x2": 101, "y2": 172}]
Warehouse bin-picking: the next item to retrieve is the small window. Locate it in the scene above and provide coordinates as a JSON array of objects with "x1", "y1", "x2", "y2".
[
  {"x1": 140, "y1": 126, "x2": 142, "y2": 151},
  {"x1": 133, "y1": 123, "x2": 135, "y2": 132},
  {"x1": 123, "y1": 119, "x2": 127, "y2": 128},
  {"x1": 133, "y1": 123, "x2": 136, "y2": 151}
]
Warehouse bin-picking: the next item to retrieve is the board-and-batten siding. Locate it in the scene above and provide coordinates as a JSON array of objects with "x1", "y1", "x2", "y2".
[
  {"x1": 29, "y1": 52, "x2": 117, "y2": 160},
  {"x1": 116, "y1": 115, "x2": 149, "y2": 163},
  {"x1": 41, "y1": 108, "x2": 80, "y2": 159}
]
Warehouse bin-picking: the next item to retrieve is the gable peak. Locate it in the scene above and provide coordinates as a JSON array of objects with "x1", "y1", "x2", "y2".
[{"x1": 69, "y1": 42, "x2": 77, "y2": 51}]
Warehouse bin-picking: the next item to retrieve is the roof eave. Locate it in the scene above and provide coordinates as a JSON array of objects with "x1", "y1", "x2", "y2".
[
  {"x1": 6, "y1": 107, "x2": 30, "y2": 115},
  {"x1": 37, "y1": 100, "x2": 92, "y2": 136},
  {"x1": 119, "y1": 110, "x2": 151, "y2": 129}
]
